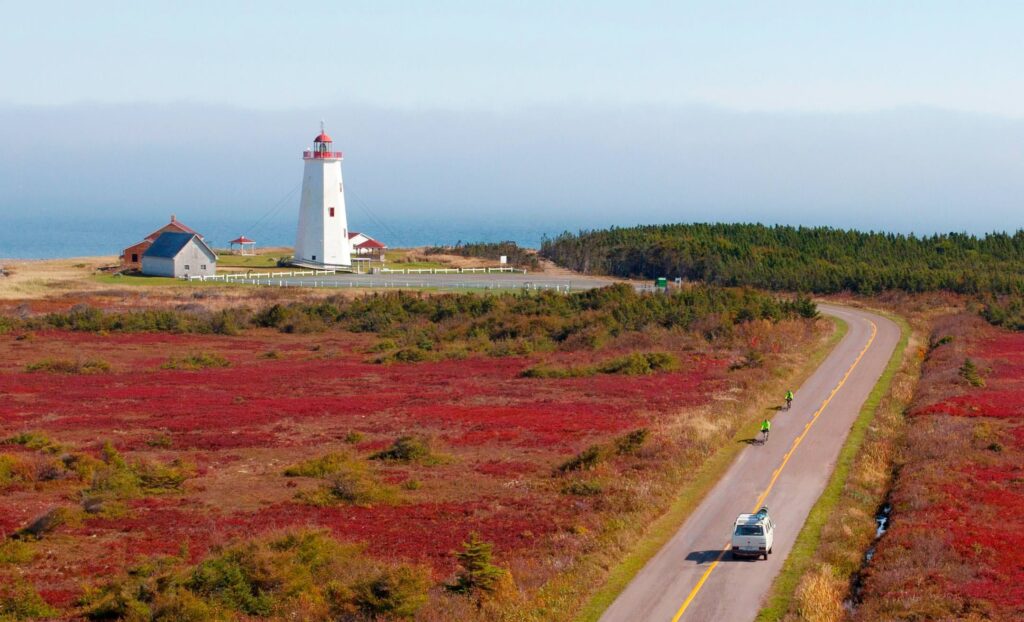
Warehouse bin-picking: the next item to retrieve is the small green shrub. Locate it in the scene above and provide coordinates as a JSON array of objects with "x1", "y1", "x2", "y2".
[
  {"x1": 0, "y1": 315, "x2": 15, "y2": 335},
  {"x1": 614, "y1": 428, "x2": 650, "y2": 455},
  {"x1": 148, "y1": 588, "x2": 217, "y2": 621},
  {"x1": 187, "y1": 546, "x2": 275, "y2": 616},
  {"x1": 89, "y1": 442, "x2": 140, "y2": 495},
  {"x1": 0, "y1": 579, "x2": 59, "y2": 619},
  {"x1": 4, "y1": 431, "x2": 61, "y2": 454},
  {"x1": 370, "y1": 338, "x2": 398, "y2": 353},
  {"x1": 371, "y1": 436, "x2": 437, "y2": 464},
  {"x1": 284, "y1": 452, "x2": 355, "y2": 478},
  {"x1": 401, "y1": 479, "x2": 422, "y2": 491},
  {"x1": 62, "y1": 452, "x2": 104, "y2": 482},
  {"x1": 319, "y1": 471, "x2": 396, "y2": 506},
  {"x1": 344, "y1": 431, "x2": 364, "y2": 444},
  {"x1": 287, "y1": 452, "x2": 394, "y2": 506},
  {"x1": 146, "y1": 433, "x2": 173, "y2": 449},
  {"x1": 135, "y1": 459, "x2": 192, "y2": 491},
  {"x1": 557, "y1": 445, "x2": 605, "y2": 473},
  {"x1": 24, "y1": 358, "x2": 110, "y2": 374},
  {"x1": 251, "y1": 303, "x2": 292, "y2": 329},
  {"x1": 960, "y1": 358, "x2": 985, "y2": 387},
  {"x1": 352, "y1": 566, "x2": 430, "y2": 619},
  {"x1": 390, "y1": 347, "x2": 431, "y2": 363},
  {"x1": 280, "y1": 313, "x2": 327, "y2": 334},
  {"x1": 525, "y1": 352, "x2": 679, "y2": 379},
  {"x1": 80, "y1": 530, "x2": 430, "y2": 621},
  {"x1": 597, "y1": 352, "x2": 678, "y2": 375},
  {"x1": 519, "y1": 364, "x2": 593, "y2": 379},
  {"x1": 88, "y1": 442, "x2": 192, "y2": 499},
  {"x1": 210, "y1": 309, "x2": 243, "y2": 335},
  {"x1": 162, "y1": 352, "x2": 230, "y2": 370},
  {"x1": 0, "y1": 539, "x2": 35, "y2": 564},
  {"x1": 0, "y1": 454, "x2": 33, "y2": 487},
  {"x1": 562, "y1": 479, "x2": 603, "y2": 496},
  {"x1": 730, "y1": 348, "x2": 765, "y2": 370}
]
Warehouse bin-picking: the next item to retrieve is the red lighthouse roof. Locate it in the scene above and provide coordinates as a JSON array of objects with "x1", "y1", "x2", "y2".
[{"x1": 304, "y1": 123, "x2": 342, "y2": 159}]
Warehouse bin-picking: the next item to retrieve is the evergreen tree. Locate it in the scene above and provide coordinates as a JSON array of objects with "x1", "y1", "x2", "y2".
[{"x1": 447, "y1": 533, "x2": 506, "y2": 595}]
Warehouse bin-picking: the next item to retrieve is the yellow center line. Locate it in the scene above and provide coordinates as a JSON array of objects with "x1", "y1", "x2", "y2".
[{"x1": 670, "y1": 319, "x2": 878, "y2": 622}]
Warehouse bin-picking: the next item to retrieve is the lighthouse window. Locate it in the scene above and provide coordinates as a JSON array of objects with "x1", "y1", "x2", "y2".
[{"x1": 329, "y1": 207, "x2": 335, "y2": 217}]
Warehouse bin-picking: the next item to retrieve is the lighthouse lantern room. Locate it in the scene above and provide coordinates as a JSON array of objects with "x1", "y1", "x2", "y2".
[{"x1": 293, "y1": 125, "x2": 352, "y2": 269}]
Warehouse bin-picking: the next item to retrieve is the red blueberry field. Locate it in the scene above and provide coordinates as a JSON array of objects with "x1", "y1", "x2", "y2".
[
  {"x1": 0, "y1": 287, "x2": 823, "y2": 620},
  {"x1": 855, "y1": 314, "x2": 1024, "y2": 622},
  {"x1": 0, "y1": 327, "x2": 710, "y2": 615}
]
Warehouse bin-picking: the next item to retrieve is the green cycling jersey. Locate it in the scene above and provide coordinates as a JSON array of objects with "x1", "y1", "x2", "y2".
[{"x1": 760, "y1": 419, "x2": 771, "y2": 432}]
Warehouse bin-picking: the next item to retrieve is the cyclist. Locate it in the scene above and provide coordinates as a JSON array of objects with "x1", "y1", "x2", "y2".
[
  {"x1": 760, "y1": 418, "x2": 771, "y2": 443},
  {"x1": 785, "y1": 390, "x2": 794, "y2": 410}
]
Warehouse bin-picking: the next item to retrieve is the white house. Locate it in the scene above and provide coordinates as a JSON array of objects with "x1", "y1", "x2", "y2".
[{"x1": 141, "y1": 232, "x2": 217, "y2": 278}]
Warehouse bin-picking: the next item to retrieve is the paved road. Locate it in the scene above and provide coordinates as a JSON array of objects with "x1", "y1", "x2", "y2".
[
  {"x1": 228, "y1": 272, "x2": 619, "y2": 291},
  {"x1": 598, "y1": 305, "x2": 901, "y2": 622}
]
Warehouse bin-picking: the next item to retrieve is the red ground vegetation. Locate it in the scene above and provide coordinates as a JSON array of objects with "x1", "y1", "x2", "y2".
[
  {"x1": 855, "y1": 314, "x2": 1024, "y2": 621},
  {"x1": 0, "y1": 323, "x2": 747, "y2": 615}
]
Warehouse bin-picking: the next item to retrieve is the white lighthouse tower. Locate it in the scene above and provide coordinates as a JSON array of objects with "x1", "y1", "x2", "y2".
[{"x1": 293, "y1": 125, "x2": 352, "y2": 268}]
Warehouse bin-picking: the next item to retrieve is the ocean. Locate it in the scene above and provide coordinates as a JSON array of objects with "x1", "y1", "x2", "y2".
[{"x1": 0, "y1": 214, "x2": 584, "y2": 260}]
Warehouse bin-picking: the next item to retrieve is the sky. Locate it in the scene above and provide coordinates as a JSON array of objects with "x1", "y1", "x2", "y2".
[{"x1": 1, "y1": 1, "x2": 1023, "y2": 245}]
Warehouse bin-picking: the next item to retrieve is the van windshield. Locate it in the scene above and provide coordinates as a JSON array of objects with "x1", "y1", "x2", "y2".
[{"x1": 735, "y1": 525, "x2": 764, "y2": 536}]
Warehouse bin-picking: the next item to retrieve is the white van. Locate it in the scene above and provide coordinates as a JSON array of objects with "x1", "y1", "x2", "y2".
[{"x1": 731, "y1": 507, "x2": 774, "y2": 560}]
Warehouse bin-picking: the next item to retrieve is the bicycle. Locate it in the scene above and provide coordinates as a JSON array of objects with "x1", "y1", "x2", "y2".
[{"x1": 784, "y1": 397, "x2": 792, "y2": 411}]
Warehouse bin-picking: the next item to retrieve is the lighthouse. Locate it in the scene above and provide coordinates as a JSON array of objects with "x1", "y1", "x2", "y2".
[{"x1": 293, "y1": 126, "x2": 352, "y2": 268}]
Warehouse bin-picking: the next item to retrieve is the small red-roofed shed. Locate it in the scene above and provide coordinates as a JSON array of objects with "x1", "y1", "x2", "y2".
[
  {"x1": 348, "y1": 232, "x2": 387, "y2": 260},
  {"x1": 229, "y1": 235, "x2": 256, "y2": 255}
]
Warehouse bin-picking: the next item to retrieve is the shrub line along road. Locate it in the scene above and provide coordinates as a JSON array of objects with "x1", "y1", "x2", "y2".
[
  {"x1": 228, "y1": 272, "x2": 619, "y2": 290},
  {"x1": 598, "y1": 305, "x2": 901, "y2": 622}
]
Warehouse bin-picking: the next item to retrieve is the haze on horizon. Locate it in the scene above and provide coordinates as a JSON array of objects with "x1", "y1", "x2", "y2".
[{"x1": 2, "y1": 1, "x2": 1022, "y2": 238}]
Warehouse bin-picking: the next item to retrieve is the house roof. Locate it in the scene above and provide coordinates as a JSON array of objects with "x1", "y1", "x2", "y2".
[
  {"x1": 355, "y1": 239, "x2": 386, "y2": 249},
  {"x1": 143, "y1": 232, "x2": 216, "y2": 260},
  {"x1": 123, "y1": 239, "x2": 152, "y2": 251},
  {"x1": 348, "y1": 231, "x2": 361, "y2": 239},
  {"x1": 144, "y1": 217, "x2": 198, "y2": 241}
]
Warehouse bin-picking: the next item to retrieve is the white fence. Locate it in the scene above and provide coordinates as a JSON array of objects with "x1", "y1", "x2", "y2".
[
  {"x1": 185, "y1": 277, "x2": 576, "y2": 292},
  {"x1": 184, "y1": 266, "x2": 527, "y2": 282},
  {"x1": 185, "y1": 269, "x2": 335, "y2": 282},
  {"x1": 377, "y1": 266, "x2": 524, "y2": 275}
]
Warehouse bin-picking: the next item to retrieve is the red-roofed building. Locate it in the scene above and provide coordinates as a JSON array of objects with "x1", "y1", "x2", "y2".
[
  {"x1": 229, "y1": 235, "x2": 256, "y2": 255},
  {"x1": 348, "y1": 232, "x2": 387, "y2": 260},
  {"x1": 121, "y1": 215, "x2": 202, "y2": 271}
]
